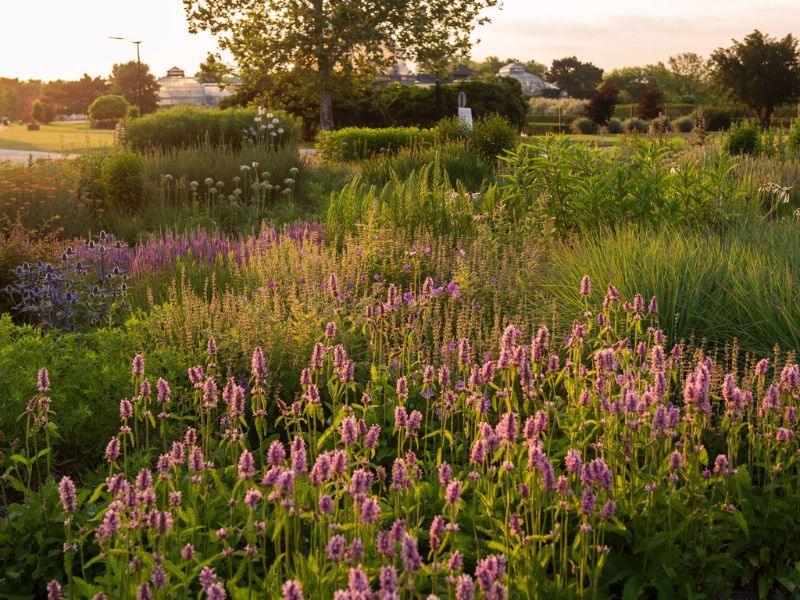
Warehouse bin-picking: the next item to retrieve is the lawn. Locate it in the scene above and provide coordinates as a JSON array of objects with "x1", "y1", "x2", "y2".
[{"x1": 0, "y1": 121, "x2": 113, "y2": 153}]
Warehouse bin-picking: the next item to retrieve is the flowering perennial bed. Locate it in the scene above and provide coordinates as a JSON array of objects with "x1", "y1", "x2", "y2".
[{"x1": 8, "y1": 278, "x2": 800, "y2": 599}]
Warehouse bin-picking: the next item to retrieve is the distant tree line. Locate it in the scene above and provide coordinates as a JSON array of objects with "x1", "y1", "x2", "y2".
[{"x1": 0, "y1": 61, "x2": 161, "y2": 122}]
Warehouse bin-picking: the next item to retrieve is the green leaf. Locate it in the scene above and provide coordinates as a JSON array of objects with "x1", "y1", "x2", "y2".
[{"x1": 623, "y1": 575, "x2": 643, "y2": 600}]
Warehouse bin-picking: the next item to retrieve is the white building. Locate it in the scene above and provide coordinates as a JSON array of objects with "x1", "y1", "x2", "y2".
[
  {"x1": 158, "y1": 67, "x2": 236, "y2": 108},
  {"x1": 498, "y1": 63, "x2": 561, "y2": 97}
]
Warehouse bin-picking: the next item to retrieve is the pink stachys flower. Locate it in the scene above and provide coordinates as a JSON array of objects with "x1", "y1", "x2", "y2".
[
  {"x1": 156, "y1": 378, "x2": 171, "y2": 405},
  {"x1": 326, "y1": 534, "x2": 347, "y2": 562},
  {"x1": 47, "y1": 580, "x2": 62, "y2": 599},
  {"x1": 360, "y1": 497, "x2": 381, "y2": 524},
  {"x1": 251, "y1": 346, "x2": 266, "y2": 380},
  {"x1": 58, "y1": 476, "x2": 77, "y2": 513},
  {"x1": 401, "y1": 533, "x2": 422, "y2": 571},
  {"x1": 379, "y1": 566, "x2": 398, "y2": 596},
  {"x1": 580, "y1": 275, "x2": 591, "y2": 296},
  {"x1": 119, "y1": 399, "x2": 133, "y2": 420},
  {"x1": 238, "y1": 450, "x2": 256, "y2": 480},
  {"x1": 131, "y1": 354, "x2": 145, "y2": 378},
  {"x1": 38, "y1": 367, "x2": 50, "y2": 393},
  {"x1": 445, "y1": 479, "x2": 462, "y2": 505},
  {"x1": 282, "y1": 580, "x2": 304, "y2": 600},
  {"x1": 455, "y1": 574, "x2": 475, "y2": 600},
  {"x1": 348, "y1": 565, "x2": 370, "y2": 594},
  {"x1": 206, "y1": 584, "x2": 226, "y2": 600},
  {"x1": 291, "y1": 435, "x2": 308, "y2": 475},
  {"x1": 475, "y1": 555, "x2": 507, "y2": 599},
  {"x1": 341, "y1": 416, "x2": 358, "y2": 446},
  {"x1": 105, "y1": 437, "x2": 120, "y2": 463}
]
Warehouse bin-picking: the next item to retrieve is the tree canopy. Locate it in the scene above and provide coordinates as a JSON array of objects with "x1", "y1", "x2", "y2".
[
  {"x1": 109, "y1": 61, "x2": 160, "y2": 114},
  {"x1": 711, "y1": 30, "x2": 800, "y2": 126},
  {"x1": 183, "y1": 0, "x2": 500, "y2": 130},
  {"x1": 546, "y1": 57, "x2": 603, "y2": 99}
]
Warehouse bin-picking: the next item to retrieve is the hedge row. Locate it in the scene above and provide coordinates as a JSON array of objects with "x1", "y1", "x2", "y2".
[
  {"x1": 124, "y1": 106, "x2": 301, "y2": 151},
  {"x1": 316, "y1": 127, "x2": 436, "y2": 161}
]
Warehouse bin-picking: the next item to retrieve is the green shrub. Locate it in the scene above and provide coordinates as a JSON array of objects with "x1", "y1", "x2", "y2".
[
  {"x1": 326, "y1": 163, "x2": 477, "y2": 243},
  {"x1": 124, "y1": 106, "x2": 300, "y2": 151},
  {"x1": 100, "y1": 150, "x2": 145, "y2": 212},
  {"x1": 31, "y1": 99, "x2": 46, "y2": 124},
  {"x1": 672, "y1": 116, "x2": 694, "y2": 133},
  {"x1": 570, "y1": 117, "x2": 596, "y2": 134},
  {"x1": 434, "y1": 116, "x2": 470, "y2": 143},
  {"x1": 125, "y1": 105, "x2": 141, "y2": 119},
  {"x1": 88, "y1": 95, "x2": 130, "y2": 128},
  {"x1": 359, "y1": 143, "x2": 490, "y2": 191},
  {"x1": 789, "y1": 119, "x2": 800, "y2": 153},
  {"x1": 471, "y1": 114, "x2": 518, "y2": 162},
  {"x1": 623, "y1": 118, "x2": 647, "y2": 133},
  {"x1": 725, "y1": 120, "x2": 761, "y2": 155},
  {"x1": 315, "y1": 126, "x2": 435, "y2": 161},
  {"x1": 607, "y1": 118, "x2": 623, "y2": 134},
  {"x1": 699, "y1": 107, "x2": 744, "y2": 132}
]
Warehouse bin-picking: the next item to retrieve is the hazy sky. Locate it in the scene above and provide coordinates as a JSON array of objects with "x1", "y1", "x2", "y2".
[{"x1": 1, "y1": 0, "x2": 798, "y2": 81}]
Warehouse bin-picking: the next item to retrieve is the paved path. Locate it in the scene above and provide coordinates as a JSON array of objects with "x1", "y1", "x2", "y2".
[{"x1": 0, "y1": 148, "x2": 77, "y2": 164}]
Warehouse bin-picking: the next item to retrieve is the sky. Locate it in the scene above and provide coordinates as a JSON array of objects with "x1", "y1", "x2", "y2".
[{"x1": 1, "y1": 0, "x2": 799, "y2": 81}]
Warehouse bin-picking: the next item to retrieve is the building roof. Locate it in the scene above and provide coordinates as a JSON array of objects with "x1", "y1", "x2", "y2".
[
  {"x1": 498, "y1": 63, "x2": 559, "y2": 97},
  {"x1": 158, "y1": 67, "x2": 236, "y2": 108},
  {"x1": 452, "y1": 64, "x2": 475, "y2": 77}
]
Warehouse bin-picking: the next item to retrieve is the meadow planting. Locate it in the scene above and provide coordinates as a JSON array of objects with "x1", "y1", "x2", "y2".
[{"x1": 2, "y1": 107, "x2": 800, "y2": 599}]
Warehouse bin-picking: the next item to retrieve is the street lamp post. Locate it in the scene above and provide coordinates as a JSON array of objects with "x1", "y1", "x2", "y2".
[{"x1": 109, "y1": 36, "x2": 143, "y2": 111}]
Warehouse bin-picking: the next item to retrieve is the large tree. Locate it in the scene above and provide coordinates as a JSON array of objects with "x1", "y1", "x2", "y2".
[
  {"x1": 195, "y1": 52, "x2": 234, "y2": 84},
  {"x1": 44, "y1": 75, "x2": 108, "y2": 116},
  {"x1": 667, "y1": 52, "x2": 711, "y2": 101},
  {"x1": 109, "y1": 61, "x2": 160, "y2": 114},
  {"x1": 183, "y1": 0, "x2": 499, "y2": 131},
  {"x1": 711, "y1": 30, "x2": 800, "y2": 127},
  {"x1": 546, "y1": 57, "x2": 603, "y2": 99}
]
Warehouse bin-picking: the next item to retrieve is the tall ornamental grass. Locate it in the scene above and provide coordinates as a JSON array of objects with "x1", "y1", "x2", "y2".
[{"x1": 538, "y1": 222, "x2": 800, "y2": 356}]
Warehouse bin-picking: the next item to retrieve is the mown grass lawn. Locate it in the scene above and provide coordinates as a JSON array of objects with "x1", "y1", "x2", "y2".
[{"x1": 0, "y1": 121, "x2": 113, "y2": 153}]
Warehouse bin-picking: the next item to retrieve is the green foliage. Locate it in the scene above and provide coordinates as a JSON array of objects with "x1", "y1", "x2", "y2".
[
  {"x1": 607, "y1": 118, "x2": 623, "y2": 134},
  {"x1": 125, "y1": 104, "x2": 140, "y2": 119},
  {"x1": 99, "y1": 150, "x2": 145, "y2": 212},
  {"x1": 725, "y1": 120, "x2": 761, "y2": 155},
  {"x1": 123, "y1": 106, "x2": 300, "y2": 151},
  {"x1": 711, "y1": 30, "x2": 800, "y2": 126},
  {"x1": 108, "y1": 60, "x2": 160, "y2": 114},
  {"x1": 471, "y1": 114, "x2": 518, "y2": 162},
  {"x1": 434, "y1": 116, "x2": 471, "y2": 143},
  {"x1": 326, "y1": 163, "x2": 477, "y2": 243},
  {"x1": 377, "y1": 78, "x2": 528, "y2": 129},
  {"x1": 570, "y1": 117, "x2": 596, "y2": 134},
  {"x1": 358, "y1": 142, "x2": 490, "y2": 190},
  {"x1": 788, "y1": 119, "x2": 800, "y2": 152},
  {"x1": 623, "y1": 117, "x2": 647, "y2": 133},
  {"x1": 547, "y1": 56, "x2": 604, "y2": 99},
  {"x1": 538, "y1": 221, "x2": 800, "y2": 355},
  {"x1": 316, "y1": 127, "x2": 436, "y2": 161},
  {"x1": 184, "y1": 0, "x2": 500, "y2": 129},
  {"x1": 88, "y1": 94, "x2": 130, "y2": 127},
  {"x1": 30, "y1": 99, "x2": 46, "y2": 124},
  {"x1": 497, "y1": 136, "x2": 753, "y2": 233},
  {"x1": 671, "y1": 116, "x2": 694, "y2": 133}
]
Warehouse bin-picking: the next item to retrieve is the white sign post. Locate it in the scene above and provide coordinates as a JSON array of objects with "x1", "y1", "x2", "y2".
[
  {"x1": 457, "y1": 107, "x2": 473, "y2": 130},
  {"x1": 457, "y1": 91, "x2": 472, "y2": 129}
]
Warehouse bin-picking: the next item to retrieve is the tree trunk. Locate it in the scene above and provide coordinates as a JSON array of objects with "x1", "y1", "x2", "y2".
[
  {"x1": 759, "y1": 106, "x2": 773, "y2": 129},
  {"x1": 318, "y1": 66, "x2": 335, "y2": 131},
  {"x1": 313, "y1": 0, "x2": 335, "y2": 131}
]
